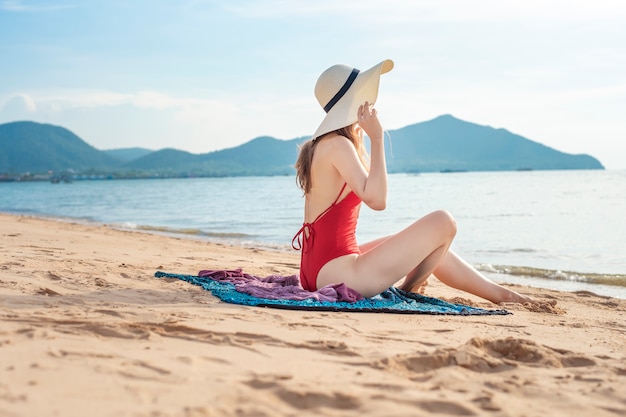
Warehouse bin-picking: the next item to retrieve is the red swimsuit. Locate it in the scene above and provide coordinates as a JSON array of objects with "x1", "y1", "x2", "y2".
[{"x1": 292, "y1": 183, "x2": 362, "y2": 291}]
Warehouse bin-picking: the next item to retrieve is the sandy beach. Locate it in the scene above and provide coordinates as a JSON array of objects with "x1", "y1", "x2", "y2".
[{"x1": 0, "y1": 213, "x2": 624, "y2": 417}]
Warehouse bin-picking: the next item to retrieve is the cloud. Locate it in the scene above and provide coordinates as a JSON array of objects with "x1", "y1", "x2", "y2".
[
  {"x1": 0, "y1": 90, "x2": 219, "y2": 111},
  {"x1": 224, "y1": 0, "x2": 626, "y2": 21},
  {"x1": 1, "y1": 93, "x2": 37, "y2": 114},
  {"x1": 0, "y1": 88, "x2": 315, "y2": 152},
  {"x1": 0, "y1": 0, "x2": 75, "y2": 12}
]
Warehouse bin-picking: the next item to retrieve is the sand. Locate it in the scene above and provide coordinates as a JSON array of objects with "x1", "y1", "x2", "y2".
[{"x1": 0, "y1": 213, "x2": 625, "y2": 417}]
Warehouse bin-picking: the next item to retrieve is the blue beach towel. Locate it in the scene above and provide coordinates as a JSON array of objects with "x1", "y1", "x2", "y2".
[{"x1": 155, "y1": 271, "x2": 510, "y2": 316}]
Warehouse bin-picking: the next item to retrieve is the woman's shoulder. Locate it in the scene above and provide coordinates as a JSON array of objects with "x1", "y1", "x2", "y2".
[
  {"x1": 317, "y1": 133, "x2": 353, "y2": 152},
  {"x1": 314, "y1": 137, "x2": 356, "y2": 167}
]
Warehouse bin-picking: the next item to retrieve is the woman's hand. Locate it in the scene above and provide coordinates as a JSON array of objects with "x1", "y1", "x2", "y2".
[{"x1": 358, "y1": 101, "x2": 383, "y2": 143}]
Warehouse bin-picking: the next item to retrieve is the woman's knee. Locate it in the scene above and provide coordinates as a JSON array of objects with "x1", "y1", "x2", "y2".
[{"x1": 427, "y1": 209, "x2": 457, "y2": 239}]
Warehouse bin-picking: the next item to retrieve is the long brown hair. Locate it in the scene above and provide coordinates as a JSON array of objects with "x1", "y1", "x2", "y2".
[{"x1": 295, "y1": 124, "x2": 369, "y2": 194}]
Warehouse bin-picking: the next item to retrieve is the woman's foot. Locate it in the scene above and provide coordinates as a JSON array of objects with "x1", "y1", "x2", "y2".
[
  {"x1": 496, "y1": 288, "x2": 562, "y2": 313},
  {"x1": 498, "y1": 288, "x2": 534, "y2": 304},
  {"x1": 413, "y1": 278, "x2": 429, "y2": 294},
  {"x1": 400, "y1": 275, "x2": 430, "y2": 294}
]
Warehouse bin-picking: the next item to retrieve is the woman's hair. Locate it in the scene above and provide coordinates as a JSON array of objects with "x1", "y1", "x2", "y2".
[{"x1": 295, "y1": 123, "x2": 370, "y2": 194}]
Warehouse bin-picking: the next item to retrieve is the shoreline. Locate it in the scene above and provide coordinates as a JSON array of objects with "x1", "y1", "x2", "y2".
[
  {"x1": 1, "y1": 212, "x2": 625, "y2": 416},
  {"x1": 3, "y1": 210, "x2": 625, "y2": 299}
]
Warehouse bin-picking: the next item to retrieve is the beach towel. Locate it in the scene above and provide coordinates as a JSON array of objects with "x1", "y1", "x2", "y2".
[{"x1": 155, "y1": 269, "x2": 510, "y2": 316}]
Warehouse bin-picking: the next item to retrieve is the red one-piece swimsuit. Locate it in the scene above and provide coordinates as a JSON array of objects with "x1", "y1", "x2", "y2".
[{"x1": 292, "y1": 183, "x2": 362, "y2": 291}]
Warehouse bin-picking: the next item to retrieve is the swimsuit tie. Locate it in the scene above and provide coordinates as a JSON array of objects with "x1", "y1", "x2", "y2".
[
  {"x1": 292, "y1": 183, "x2": 348, "y2": 254},
  {"x1": 292, "y1": 223, "x2": 314, "y2": 253}
]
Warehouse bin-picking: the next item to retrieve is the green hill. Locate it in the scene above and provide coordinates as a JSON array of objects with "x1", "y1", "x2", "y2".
[
  {"x1": 125, "y1": 136, "x2": 303, "y2": 176},
  {"x1": 0, "y1": 121, "x2": 121, "y2": 173},
  {"x1": 124, "y1": 148, "x2": 203, "y2": 175},
  {"x1": 0, "y1": 117, "x2": 604, "y2": 177},
  {"x1": 104, "y1": 147, "x2": 153, "y2": 162},
  {"x1": 384, "y1": 115, "x2": 603, "y2": 172}
]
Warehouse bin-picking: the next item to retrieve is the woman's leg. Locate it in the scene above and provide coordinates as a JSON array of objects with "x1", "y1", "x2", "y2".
[
  {"x1": 358, "y1": 236, "x2": 390, "y2": 253},
  {"x1": 318, "y1": 210, "x2": 457, "y2": 297},
  {"x1": 359, "y1": 236, "x2": 431, "y2": 294},
  {"x1": 429, "y1": 250, "x2": 533, "y2": 304},
  {"x1": 320, "y1": 209, "x2": 532, "y2": 304}
]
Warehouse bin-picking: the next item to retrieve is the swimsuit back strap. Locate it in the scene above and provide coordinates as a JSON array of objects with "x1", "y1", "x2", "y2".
[
  {"x1": 312, "y1": 182, "x2": 348, "y2": 223},
  {"x1": 332, "y1": 182, "x2": 348, "y2": 205},
  {"x1": 292, "y1": 183, "x2": 350, "y2": 252}
]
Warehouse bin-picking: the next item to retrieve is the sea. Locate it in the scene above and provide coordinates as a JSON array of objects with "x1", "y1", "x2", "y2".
[{"x1": 1, "y1": 170, "x2": 625, "y2": 299}]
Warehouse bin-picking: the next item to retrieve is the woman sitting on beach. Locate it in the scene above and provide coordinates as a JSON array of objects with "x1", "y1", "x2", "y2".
[{"x1": 292, "y1": 59, "x2": 531, "y2": 304}]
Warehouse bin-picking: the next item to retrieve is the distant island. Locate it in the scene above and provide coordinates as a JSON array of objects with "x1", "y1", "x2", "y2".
[{"x1": 0, "y1": 115, "x2": 604, "y2": 181}]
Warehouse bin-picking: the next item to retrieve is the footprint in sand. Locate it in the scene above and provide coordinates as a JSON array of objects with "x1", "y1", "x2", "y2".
[
  {"x1": 245, "y1": 374, "x2": 362, "y2": 411},
  {"x1": 414, "y1": 399, "x2": 477, "y2": 416},
  {"x1": 94, "y1": 277, "x2": 112, "y2": 287},
  {"x1": 47, "y1": 272, "x2": 62, "y2": 281},
  {"x1": 35, "y1": 287, "x2": 61, "y2": 296},
  {"x1": 292, "y1": 340, "x2": 360, "y2": 357}
]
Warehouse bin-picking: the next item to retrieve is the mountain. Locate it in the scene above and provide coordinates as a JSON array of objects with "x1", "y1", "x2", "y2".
[
  {"x1": 200, "y1": 136, "x2": 304, "y2": 175},
  {"x1": 126, "y1": 136, "x2": 303, "y2": 176},
  {"x1": 0, "y1": 117, "x2": 604, "y2": 176},
  {"x1": 0, "y1": 121, "x2": 121, "y2": 173},
  {"x1": 384, "y1": 115, "x2": 603, "y2": 172},
  {"x1": 104, "y1": 147, "x2": 153, "y2": 162}
]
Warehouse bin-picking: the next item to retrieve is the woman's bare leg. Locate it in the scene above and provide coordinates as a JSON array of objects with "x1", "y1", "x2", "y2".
[
  {"x1": 360, "y1": 236, "x2": 431, "y2": 294},
  {"x1": 430, "y1": 250, "x2": 533, "y2": 304},
  {"x1": 397, "y1": 244, "x2": 450, "y2": 290},
  {"x1": 399, "y1": 270, "x2": 431, "y2": 294},
  {"x1": 358, "y1": 236, "x2": 390, "y2": 254},
  {"x1": 321, "y1": 209, "x2": 532, "y2": 304},
  {"x1": 318, "y1": 210, "x2": 457, "y2": 297}
]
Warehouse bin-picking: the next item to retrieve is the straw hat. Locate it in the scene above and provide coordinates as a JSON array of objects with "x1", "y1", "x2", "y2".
[{"x1": 312, "y1": 59, "x2": 394, "y2": 140}]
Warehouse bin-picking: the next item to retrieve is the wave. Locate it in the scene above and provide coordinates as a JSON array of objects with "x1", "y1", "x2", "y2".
[
  {"x1": 117, "y1": 223, "x2": 253, "y2": 239},
  {"x1": 476, "y1": 264, "x2": 626, "y2": 288}
]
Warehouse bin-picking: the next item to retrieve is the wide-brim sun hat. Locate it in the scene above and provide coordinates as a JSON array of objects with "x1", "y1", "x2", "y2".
[{"x1": 312, "y1": 59, "x2": 394, "y2": 140}]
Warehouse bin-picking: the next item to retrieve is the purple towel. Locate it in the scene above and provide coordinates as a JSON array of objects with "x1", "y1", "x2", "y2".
[{"x1": 198, "y1": 269, "x2": 363, "y2": 303}]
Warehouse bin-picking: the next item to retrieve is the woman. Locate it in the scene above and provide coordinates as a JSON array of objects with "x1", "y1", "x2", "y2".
[{"x1": 292, "y1": 59, "x2": 531, "y2": 304}]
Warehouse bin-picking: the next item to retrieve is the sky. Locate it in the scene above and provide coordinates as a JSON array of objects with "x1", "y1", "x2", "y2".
[{"x1": 1, "y1": 0, "x2": 625, "y2": 169}]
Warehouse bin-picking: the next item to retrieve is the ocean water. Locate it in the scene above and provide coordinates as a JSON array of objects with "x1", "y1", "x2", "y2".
[{"x1": 1, "y1": 170, "x2": 625, "y2": 298}]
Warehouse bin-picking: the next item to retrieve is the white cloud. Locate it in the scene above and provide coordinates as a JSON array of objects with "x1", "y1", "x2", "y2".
[
  {"x1": 0, "y1": 89, "x2": 230, "y2": 113},
  {"x1": 1, "y1": 94, "x2": 37, "y2": 115},
  {"x1": 224, "y1": 0, "x2": 626, "y2": 21},
  {"x1": 0, "y1": 88, "x2": 315, "y2": 152},
  {"x1": 0, "y1": 0, "x2": 75, "y2": 12}
]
